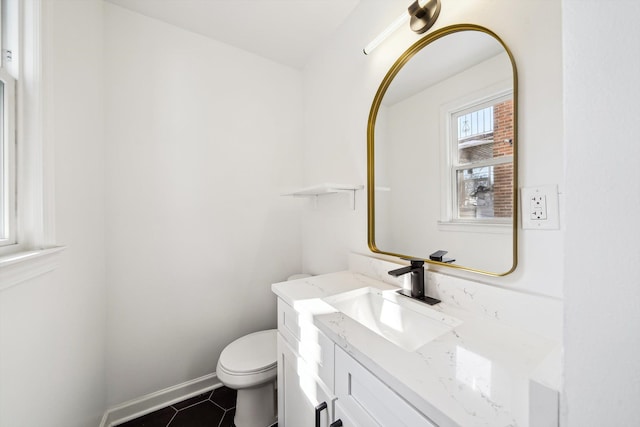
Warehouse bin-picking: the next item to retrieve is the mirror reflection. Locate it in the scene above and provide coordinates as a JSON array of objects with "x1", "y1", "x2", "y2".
[{"x1": 368, "y1": 26, "x2": 517, "y2": 275}]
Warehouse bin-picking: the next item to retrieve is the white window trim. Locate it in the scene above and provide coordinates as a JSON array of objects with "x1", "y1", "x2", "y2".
[
  {"x1": 439, "y1": 81, "x2": 513, "y2": 230},
  {"x1": 0, "y1": 246, "x2": 64, "y2": 291},
  {"x1": 436, "y1": 220, "x2": 512, "y2": 234},
  {"x1": 0, "y1": 0, "x2": 64, "y2": 291},
  {"x1": 0, "y1": 67, "x2": 16, "y2": 248}
]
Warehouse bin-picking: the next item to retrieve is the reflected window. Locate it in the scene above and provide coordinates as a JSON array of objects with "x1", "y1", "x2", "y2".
[{"x1": 449, "y1": 95, "x2": 513, "y2": 221}]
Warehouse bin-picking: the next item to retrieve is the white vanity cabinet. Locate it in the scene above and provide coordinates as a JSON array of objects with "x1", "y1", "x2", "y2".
[
  {"x1": 277, "y1": 299, "x2": 336, "y2": 427},
  {"x1": 278, "y1": 334, "x2": 335, "y2": 427},
  {"x1": 334, "y1": 346, "x2": 437, "y2": 427},
  {"x1": 277, "y1": 297, "x2": 440, "y2": 427}
]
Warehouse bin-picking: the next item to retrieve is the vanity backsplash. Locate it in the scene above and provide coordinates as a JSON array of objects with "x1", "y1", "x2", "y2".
[{"x1": 348, "y1": 252, "x2": 562, "y2": 343}]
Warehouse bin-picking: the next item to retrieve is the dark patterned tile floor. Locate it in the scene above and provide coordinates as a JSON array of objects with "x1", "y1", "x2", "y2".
[{"x1": 116, "y1": 386, "x2": 241, "y2": 427}]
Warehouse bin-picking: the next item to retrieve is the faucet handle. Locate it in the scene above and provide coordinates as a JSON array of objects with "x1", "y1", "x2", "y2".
[
  {"x1": 429, "y1": 250, "x2": 455, "y2": 264},
  {"x1": 428, "y1": 251, "x2": 447, "y2": 261},
  {"x1": 400, "y1": 257, "x2": 425, "y2": 268}
]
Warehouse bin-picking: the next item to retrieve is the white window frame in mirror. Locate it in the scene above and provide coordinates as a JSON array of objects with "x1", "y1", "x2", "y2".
[{"x1": 438, "y1": 83, "x2": 513, "y2": 234}]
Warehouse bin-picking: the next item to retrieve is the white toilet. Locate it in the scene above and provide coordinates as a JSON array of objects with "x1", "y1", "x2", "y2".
[
  {"x1": 217, "y1": 329, "x2": 278, "y2": 427},
  {"x1": 217, "y1": 274, "x2": 311, "y2": 427}
]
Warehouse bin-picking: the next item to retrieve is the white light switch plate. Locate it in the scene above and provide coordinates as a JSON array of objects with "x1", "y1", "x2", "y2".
[{"x1": 521, "y1": 185, "x2": 559, "y2": 230}]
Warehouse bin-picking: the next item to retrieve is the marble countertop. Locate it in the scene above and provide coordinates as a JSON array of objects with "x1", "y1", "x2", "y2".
[{"x1": 272, "y1": 271, "x2": 560, "y2": 427}]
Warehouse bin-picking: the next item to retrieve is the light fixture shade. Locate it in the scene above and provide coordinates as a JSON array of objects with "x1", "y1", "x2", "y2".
[{"x1": 363, "y1": 12, "x2": 410, "y2": 55}]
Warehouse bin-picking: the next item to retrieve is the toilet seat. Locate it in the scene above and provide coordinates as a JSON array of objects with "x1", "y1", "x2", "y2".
[
  {"x1": 217, "y1": 329, "x2": 277, "y2": 388},
  {"x1": 218, "y1": 329, "x2": 277, "y2": 374}
]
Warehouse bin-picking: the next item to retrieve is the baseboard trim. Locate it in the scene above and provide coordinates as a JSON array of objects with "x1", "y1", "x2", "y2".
[{"x1": 100, "y1": 373, "x2": 222, "y2": 427}]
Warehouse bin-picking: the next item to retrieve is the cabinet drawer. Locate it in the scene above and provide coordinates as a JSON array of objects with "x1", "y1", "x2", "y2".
[
  {"x1": 278, "y1": 299, "x2": 335, "y2": 391},
  {"x1": 278, "y1": 298, "x2": 302, "y2": 344},
  {"x1": 335, "y1": 346, "x2": 437, "y2": 427}
]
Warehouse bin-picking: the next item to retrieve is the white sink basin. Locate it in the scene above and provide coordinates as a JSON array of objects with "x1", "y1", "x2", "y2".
[{"x1": 323, "y1": 288, "x2": 461, "y2": 352}]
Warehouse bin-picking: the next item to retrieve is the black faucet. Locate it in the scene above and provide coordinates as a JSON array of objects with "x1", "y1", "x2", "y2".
[{"x1": 388, "y1": 259, "x2": 440, "y2": 305}]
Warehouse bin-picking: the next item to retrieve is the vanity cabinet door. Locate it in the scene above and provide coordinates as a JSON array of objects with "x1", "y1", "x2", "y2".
[
  {"x1": 334, "y1": 401, "x2": 378, "y2": 427},
  {"x1": 335, "y1": 346, "x2": 438, "y2": 427},
  {"x1": 277, "y1": 333, "x2": 335, "y2": 427}
]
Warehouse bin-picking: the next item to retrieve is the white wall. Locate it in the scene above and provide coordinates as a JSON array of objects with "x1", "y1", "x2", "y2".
[
  {"x1": 301, "y1": 0, "x2": 564, "y2": 298},
  {"x1": 0, "y1": 1, "x2": 107, "y2": 426},
  {"x1": 562, "y1": 0, "x2": 640, "y2": 425},
  {"x1": 103, "y1": 4, "x2": 304, "y2": 406},
  {"x1": 8, "y1": 2, "x2": 637, "y2": 425}
]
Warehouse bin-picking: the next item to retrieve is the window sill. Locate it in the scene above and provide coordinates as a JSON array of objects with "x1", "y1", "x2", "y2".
[
  {"x1": 437, "y1": 220, "x2": 512, "y2": 234},
  {"x1": 0, "y1": 246, "x2": 66, "y2": 292}
]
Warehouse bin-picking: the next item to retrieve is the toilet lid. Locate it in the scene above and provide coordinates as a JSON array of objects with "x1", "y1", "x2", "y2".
[{"x1": 219, "y1": 329, "x2": 277, "y2": 374}]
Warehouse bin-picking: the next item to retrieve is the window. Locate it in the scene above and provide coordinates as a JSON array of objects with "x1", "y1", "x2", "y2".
[
  {"x1": 0, "y1": 68, "x2": 16, "y2": 249},
  {"x1": 0, "y1": 0, "x2": 63, "y2": 290},
  {"x1": 0, "y1": 1, "x2": 16, "y2": 251},
  {"x1": 448, "y1": 93, "x2": 513, "y2": 223}
]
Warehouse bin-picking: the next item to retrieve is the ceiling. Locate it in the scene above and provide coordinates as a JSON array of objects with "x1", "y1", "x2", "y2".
[{"x1": 105, "y1": 0, "x2": 361, "y2": 69}]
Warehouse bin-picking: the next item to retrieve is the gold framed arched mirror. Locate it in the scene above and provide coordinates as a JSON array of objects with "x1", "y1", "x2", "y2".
[{"x1": 367, "y1": 24, "x2": 518, "y2": 276}]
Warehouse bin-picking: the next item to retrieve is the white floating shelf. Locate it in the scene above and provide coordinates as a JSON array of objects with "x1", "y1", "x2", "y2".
[
  {"x1": 282, "y1": 183, "x2": 364, "y2": 209},
  {"x1": 282, "y1": 183, "x2": 363, "y2": 197}
]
